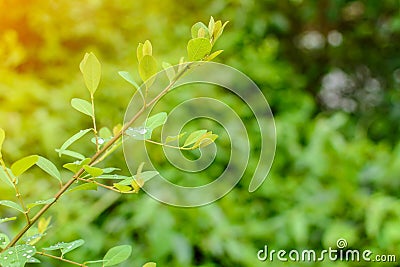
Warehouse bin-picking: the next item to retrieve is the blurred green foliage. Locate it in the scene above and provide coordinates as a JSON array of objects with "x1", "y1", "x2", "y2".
[{"x1": 0, "y1": 0, "x2": 399, "y2": 266}]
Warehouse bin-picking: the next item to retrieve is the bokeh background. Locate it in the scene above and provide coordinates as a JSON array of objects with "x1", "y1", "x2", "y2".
[{"x1": 1, "y1": 0, "x2": 400, "y2": 266}]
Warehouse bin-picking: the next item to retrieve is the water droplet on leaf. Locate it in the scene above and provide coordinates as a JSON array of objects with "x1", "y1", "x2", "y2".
[
  {"x1": 138, "y1": 128, "x2": 147, "y2": 134},
  {"x1": 126, "y1": 126, "x2": 152, "y2": 140}
]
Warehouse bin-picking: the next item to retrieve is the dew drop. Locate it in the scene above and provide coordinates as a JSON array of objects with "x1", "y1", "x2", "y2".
[
  {"x1": 98, "y1": 138, "x2": 105, "y2": 145},
  {"x1": 137, "y1": 127, "x2": 147, "y2": 135},
  {"x1": 126, "y1": 126, "x2": 149, "y2": 139}
]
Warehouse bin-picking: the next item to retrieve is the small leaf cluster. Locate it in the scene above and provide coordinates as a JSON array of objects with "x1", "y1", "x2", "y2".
[{"x1": 187, "y1": 17, "x2": 228, "y2": 61}]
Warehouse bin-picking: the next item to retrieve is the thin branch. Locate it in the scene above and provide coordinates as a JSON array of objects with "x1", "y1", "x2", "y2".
[{"x1": 36, "y1": 251, "x2": 86, "y2": 266}]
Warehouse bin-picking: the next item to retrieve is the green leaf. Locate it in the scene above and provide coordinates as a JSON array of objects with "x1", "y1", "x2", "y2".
[
  {"x1": 0, "y1": 244, "x2": 36, "y2": 267},
  {"x1": 118, "y1": 71, "x2": 140, "y2": 90},
  {"x1": 0, "y1": 200, "x2": 24, "y2": 213},
  {"x1": 0, "y1": 233, "x2": 10, "y2": 249},
  {"x1": 79, "y1": 52, "x2": 88, "y2": 72},
  {"x1": 165, "y1": 132, "x2": 186, "y2": 143},
  {"x1": 102, "y1": 167, "x2": 121, "y2": 174},
  {"x1": 58, "y1": 129, "x2": 92, "y2": 156},
  {"x1": 71, "y1": 98, "x2": 94, "y2": 117},
  {"x1": 199, "y1": 134, "x2": 218, "y2": 147},
  {"x1": 115, "y1": 178, "x2": 134, "y2": 186},
  {"x1": 113, "y1": 124, "x2": 123, "y2": 136},
  {"x1": 36, "y1": 156, "x2": 62, "y2": 185},
  {"x1": 137, "y1": 43, "x2": 144, "y2": 62},
  {"x1": 103, "y1": 245, "x2": 132, "y2": 266},
  {"x1": 162, "y1": 62, "x2": 176, "y2": 82},
  {"x1": 137, "y1": 171, "x2": 159, "y2": 183},
  {"x1": 85, "y1": 260, "x2": 107, "y2": 265},
  {"x1": 145, "y1": 112, "x2": 168, "y2": 130},
  {"x1": 208, "y1": 16, "x2": 215, "y2": 35},
  {"x1": 83, "y1": 165, "x2": 104, "y2": 177},
  {"x1": 25, "y1": 235, "x2": 42, "y2": 246},
  {"x1": 0, "y1": 128, "x2": 5, "y2": 158},
  {"x1": 61, "y1": 239, "x2": 84, "y2": 256},
  {"x1": 68, "y1": 182, "x2": 98, "y2": 193},
  {"x1": 27, "y1": 198, "x2": 55, "y2": 209},
  {"x1": 55, "y1": 149, "x2": 85, "y2": 160},
  {"x1": 191, "y1": 22, "x2": 209, "y2": 39},
  {"x1": 63, "y1": 158, "x2": 91, "y2": 173},
  {"x1": 130, "y1": 171, "x2": 159, "y2": 193},
  {"x1": 178, "y1": 56, "x2": 186, "y2": 72},
  {"x1": 44, "y1": 239, "x2": 85, "y2": 256},
  {"x1": 204, "y1": 50, "x2": 224, "y2": 61},
  {"x1": 0, "y1": 217, "x2": 17, "y2": 225},
  {"x1": 117, "y1": 171, "x2": 158, "y2": 186},
  {"x1": 63, "y1": 163, "x2": 79, "y2": 173},
  {"x1": 27, "y1": 257, "x2": 41, "y2": 263},
  {"x1": 0, "y1": 167, "x2": 14, "y2": 188},
  {"x1": 143, "y1": 263, "x2": 157, "y2": 267},
  {"x1": 187, "y1": 38, "x2": 212, "y2": 61},
  {"x1": 183, "y1": 130, "x2": 207, "y2": 147},
  {"x1": 38, "y1": 217, "x2": 52, "y2": 234},
  {"x1": 99, "y1": 127, "x2": 113, "y2": 140},
  {"x1": 11, "y1": 155, "x2": 39, "y2": 177},
  {"x1": 212, "y1": 20, "x2": 229, "y2": 43},
  {"x1": 80, "y1": 52, "x2": 101, "y2": 95},
  {"x1": 113, "y1": 183, "x2": 132, "y2": 192},
  {"x1": 136, "y1": 161, "x2": 144, "y2": 178},
  {"x1": 24, "y1": 230, "x2": 45, "y2": 246},
  {"x1": 197, "y1": 27, "x2": 208, "y2": 38},
  {"x1": 143, "y1": 40, "x2": 152, "y2": 56},
  {"x1": 192, "y1": 132, "x2": 218, "y2": 149},
  {"x1": 139, "y1": 55, "x2": 157, "y2": 82}
]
